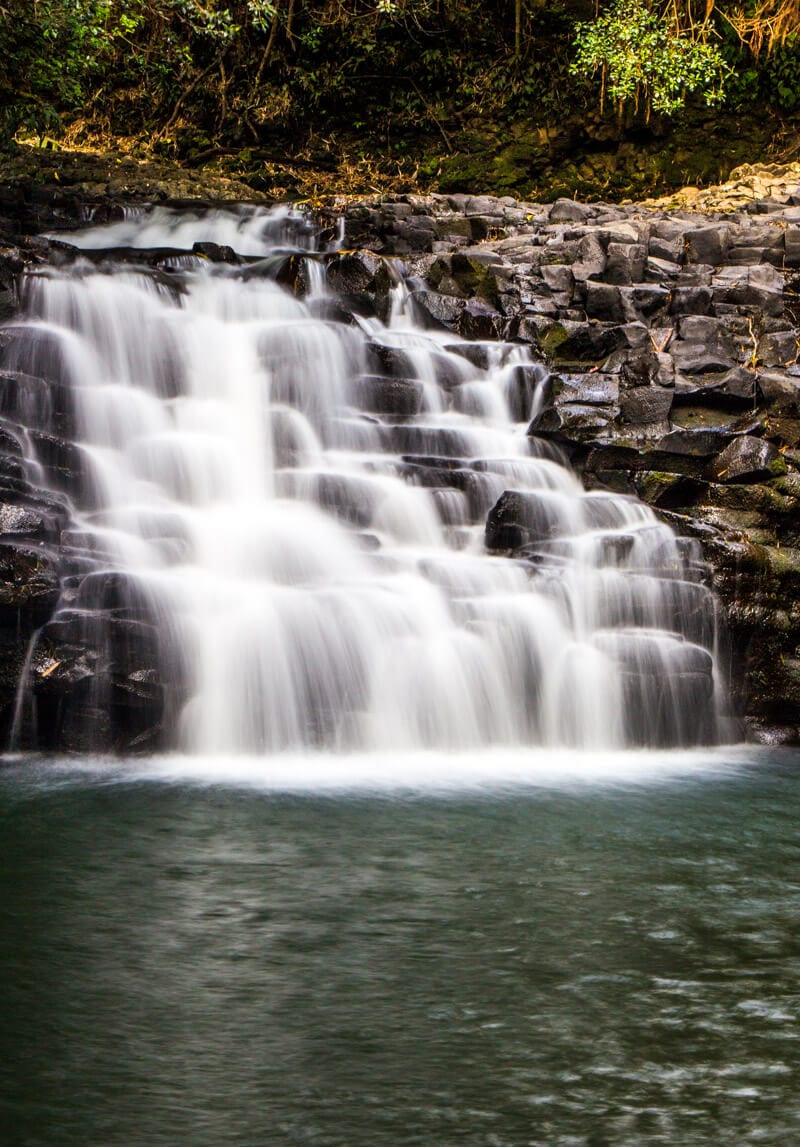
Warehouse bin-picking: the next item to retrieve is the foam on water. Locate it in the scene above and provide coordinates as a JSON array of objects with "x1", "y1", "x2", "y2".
[{"x1": 1, "y1": 746, "x2": 755, "y2": 796}]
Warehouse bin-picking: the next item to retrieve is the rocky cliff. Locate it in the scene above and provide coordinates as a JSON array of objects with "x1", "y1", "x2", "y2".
[{"x1": 336, "y1": 169, "x2": 800, "y2": 742}]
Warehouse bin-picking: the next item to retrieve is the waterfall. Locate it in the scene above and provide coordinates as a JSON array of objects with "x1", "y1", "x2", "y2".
[{"x1": 1, "y1": 206, "x2": 731, "y2": 753}]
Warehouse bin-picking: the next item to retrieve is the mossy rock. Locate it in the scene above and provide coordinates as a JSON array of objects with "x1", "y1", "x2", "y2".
[{"x1": 540, "y1": 323, "x2": 570, "y2": 357}]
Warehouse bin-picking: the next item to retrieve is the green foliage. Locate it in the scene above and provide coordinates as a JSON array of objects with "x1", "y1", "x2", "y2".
[
  {"x1": 758, "y1": 39, "x2": 800, "y2": 109},
  {"x1": 246, "y1": 1, "x2": 278, "y2": 33},
  {"x1": 571, "y1": 0, "x2": 731, "y2": 116},
  {"x1": 0, "y1": 0, "x2": 791, "y2": 159}
]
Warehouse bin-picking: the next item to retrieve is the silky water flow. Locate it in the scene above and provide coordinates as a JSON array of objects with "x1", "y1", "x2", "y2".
[{"x1": 1, "y1": 206, "x2": 732, "y2": 754}]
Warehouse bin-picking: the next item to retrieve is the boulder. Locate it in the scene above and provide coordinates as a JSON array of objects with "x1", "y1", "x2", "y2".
[
  {"x1": 354, "y1": 376, "x2": 424, "y2": 417},
  {"x1": 551, "y1": 373, "x2": 619, "y2": 406},
  {"x1": 668, "y1": 285, "x2": 713, "y2": 316},
  {"x1": 673, "y1": 365, "x2": 756, "y2": 406},
  {"x1": 684, "y1": 225, "x2": 729, "y2": 265},
  {"x1": 705, "y1": 436, "x2": 787, "y2": 483},
  {"x1": 412, "y1": 289, "x2": 464, "y2": 328},
  {"x1": 0, "y1": 542, "x2": 60, "y2": 627},
  {"x1": 712, "y1": 265, "x2": 785, "y2": 317},
  {"x1": 758, "y1": 330, "x2": 797, "y2": 367},
  {"x1": 458, "y1": 297, "x2": 506, "y2": 340},
  {"x1": 325, "y1": 252, "x2": 380, "y2": 294},
  {"x1": 619, "y1": 385, "x2": 673, "y2": 427},
  {"x1": 585, "y1": 282, "x2": 625, "y2": 323},
  {"x1": 758, "y1": 369, "x2": 800, "y2": 413},
  {"x1": 604, "y1": 242, "x2": 647, "y2": 285},
  {"x1": 532, "y1": 403, "x2": 616, "y2": 442},
  {"x1": 485, "y1": 489, "x2": 562, "y2": 551},
  {"x1": 672, "y1": 340, "x2": 736, "y2": 375},
  {"x1": 549, "y1": 198, "x2": 592, "y2": 224}
]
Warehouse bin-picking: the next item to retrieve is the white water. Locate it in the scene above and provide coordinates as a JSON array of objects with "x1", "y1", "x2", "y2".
[
  {"x1": 5, "y1": 206, "x2": 729, "y2": 753},
  {"x1": 3, "y1": 746, "x2": 755, "y2": 797}
]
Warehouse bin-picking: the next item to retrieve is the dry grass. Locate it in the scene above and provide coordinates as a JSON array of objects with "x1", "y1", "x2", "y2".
[{"x1": 218, "y1": 137, "x2": 429, "y2": 204}]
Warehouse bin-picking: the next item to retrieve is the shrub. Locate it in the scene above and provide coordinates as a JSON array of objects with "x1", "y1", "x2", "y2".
[{"x1": 571, "y1": 0, "x2": 732, "y2": 118}]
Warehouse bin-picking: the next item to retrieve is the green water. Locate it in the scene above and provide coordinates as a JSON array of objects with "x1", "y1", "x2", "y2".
[{"x1": 1, "y1": 750, "x2": 799, "y2": 1146}]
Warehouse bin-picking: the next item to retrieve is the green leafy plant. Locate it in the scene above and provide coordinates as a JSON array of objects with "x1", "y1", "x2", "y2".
[{"x1": 571, "y1": 0, "x2": 732, "y2": 118}]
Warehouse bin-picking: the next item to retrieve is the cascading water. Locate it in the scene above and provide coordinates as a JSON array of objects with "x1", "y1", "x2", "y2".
[{"x1": 1, "y1": 206, "x2": 731, "y2": 754}]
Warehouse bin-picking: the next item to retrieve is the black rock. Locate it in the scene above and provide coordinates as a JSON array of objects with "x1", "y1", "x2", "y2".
[
  {"x1": 0, "y1": 542, "x2": 60, "y2": 627},
  {"x1": 684, "y1": 226, "x2": 729, "y2": 266},
  {"x1": 619, "y1": 386, "x2": 673, "y2": 426},
  {"x1": 354, "y1": 376, "x2": 424, "y2": 417},
  {"x1": 705, "y1": 436, "x2": 787, "y2": 483},
  {"x1": 549, "y1": 199, "x2": 592, "y2": 224},
  {"x1": 485, "y1": 489, "x2": 561, "y2": 551},
  {"x1": 585, "y1": 282, "x2": 625, "y2": 323},
  {"x1": 669, "y1": 286, "x2": 713, "y2": 316}
]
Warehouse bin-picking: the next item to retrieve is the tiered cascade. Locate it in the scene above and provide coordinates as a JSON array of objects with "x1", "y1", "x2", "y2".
[{"x1": 1, "y1": 207, "x2": 730, "y2": 752}]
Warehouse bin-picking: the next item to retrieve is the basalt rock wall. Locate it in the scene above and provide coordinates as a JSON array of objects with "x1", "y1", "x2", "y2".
[{"x1": 336, "y1": 176, "x2": 800, "y2": 742}]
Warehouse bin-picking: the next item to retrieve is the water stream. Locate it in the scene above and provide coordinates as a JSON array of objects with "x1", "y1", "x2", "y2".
[{"x1": 2, "y1": 206, "x2": 731, "y2": 752}]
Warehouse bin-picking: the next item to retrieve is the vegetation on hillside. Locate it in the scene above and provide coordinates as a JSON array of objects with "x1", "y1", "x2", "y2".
[{"x1": 1, "y1": 0, "x2": 799, "y2": 194}]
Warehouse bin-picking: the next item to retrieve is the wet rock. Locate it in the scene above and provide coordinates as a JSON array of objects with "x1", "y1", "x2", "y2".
[
  {"x1": 325, "y1": 252, "x2": 380, "y2": 295},
  {"x1": 633, "y1": 471, "x2": 708, "y2": 508},
  {"x1": 669, "y1": 406, "x2": 762, "y2": 440},
  {"x1": 669, "y1": 285, "x2": 713, "y2": 316},
  {"x1": 0, "y1": 368, "x2": 73, "y2": 435},
  {"x1": 595, "y1": 222, "x2": 641, "y2": 246},
  {"x1": 705, "y1": 436, "x2": 787, "y2": 483},
  {"x1": 539, "y1": 320, "x2": 622, "y2": 364},
  {"x1": 619, "y1": 386, "x2": 673, "y2": 427},
  {"x1": 485, "y1": 489, "x2": 561, "y2": 551},
  {"x1": 649, "y1": 234, "x2": 684, "y2": 263},
  {"x1": 0, "y1": 502, "x2": 62, "y2": 541},
  {"x1": 458, "y1": 298, "x2": 505, "y2": 340},
  {"x1": 758, "y1": 330, "x2": 797, "y2": 367},
  {"x1": 585, "y1": 282, "x2": 625, "y2": 323},
  {"x1": 645, "y1": 255, "x2": 681, "y2": 282},
  {"x1": 442, "y1": 342, "x2": 510, "y2": 371},
  {"x1": 45, "y1": 611, "x2": 162, "y2": 663},
  {"x1": 28, "y1": 430, "x2": 95, "y2": 507},
  {"x1": 671, "y1": 341, "x2": 736, "y2": 375},
  {"x1": 505, "y1": 364, "x2": 551, "y2": 422},
  {"x1": 427, "y1": 249, "x2": 507, "y2": 303},
  {"x1": 657, "y1": 425, "x2": 737, "y2": 458},
  {"x1": 540, "y1": 264, "x2": 575, "y2": 294},
  {"x1": 551, "y1": 372, "x2": 619, "y2": 406},
  {"x1": 758, "y1": 369, "x2": 800, "y2": 413},
  {"x1": 626, "y1": 284, "x2": 670, "y2": 320},
  {"x1": 604, "y1": 242, "x2": 647, "y2": 285},
  {"x1": 0, "y1": 542, "x2": 60, "y2": 626},
  {"x1": 365, "y1": 342, "x2": 416, "y2": 379},
  {"x1": 412, "y1": 289, "x2": 464, "y2": 328},
  {"x1": 73, "y1": 570, "x2": 155, "y2": 616},
  {"x1": 673, "y1": 365, "x2": 756, "y2": 406},
  {"x1": 532, "y1": 403, "x2": 616, "y2": 443},
  {"x1": 192, "y1": 241, "x2": 240, "y2": 264},
  {"x1": 354, "y1": 376, "x2": 424, "y2": 417},
  {"x1": 385, "y1": 216, "x2": 438, "y2": 254}
]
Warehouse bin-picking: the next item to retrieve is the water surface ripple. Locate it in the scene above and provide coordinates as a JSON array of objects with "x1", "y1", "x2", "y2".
[{"x1": 2, "y1": 750, "x2": 799, "y2": 1145}]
